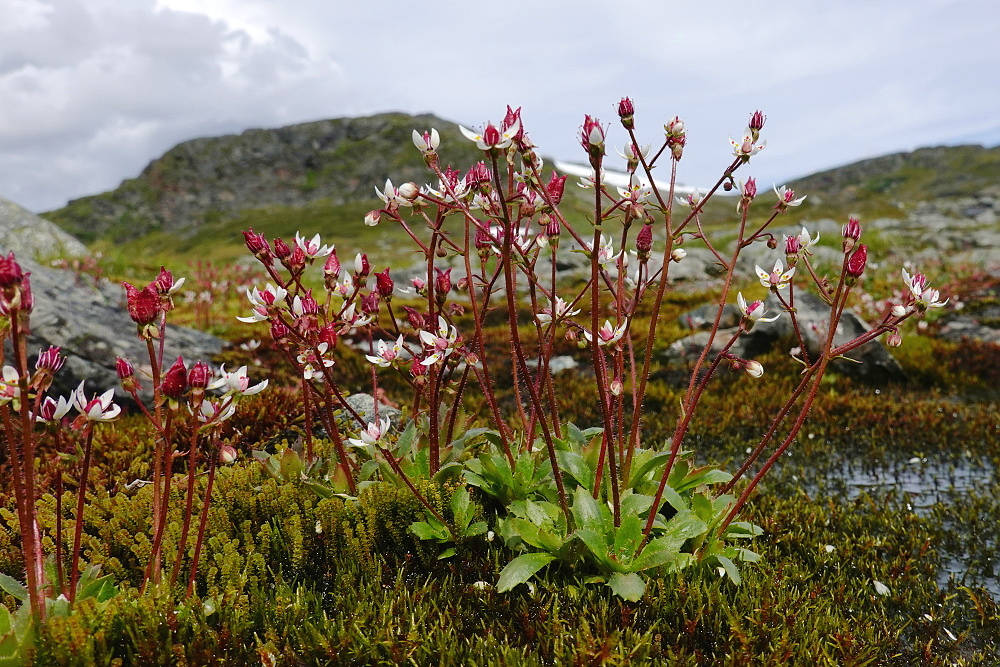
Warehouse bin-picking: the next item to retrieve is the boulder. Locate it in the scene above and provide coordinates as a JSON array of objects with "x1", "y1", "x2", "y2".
[
  {"x1": 5, "y1": 256, "x2": 224, "y2": 403},
  {"x1": 669, "y1": 292, "x2": 906, "y2": 383},
  {"x1": 0, "y1": 197, "x2": 88, "y2": 260}
]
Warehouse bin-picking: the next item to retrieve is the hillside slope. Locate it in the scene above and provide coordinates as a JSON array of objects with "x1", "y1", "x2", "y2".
[{"x1": 44, "y1": 112, "x2": 482, "y2": 243}]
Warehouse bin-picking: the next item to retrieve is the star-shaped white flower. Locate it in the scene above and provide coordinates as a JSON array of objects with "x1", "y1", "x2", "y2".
[{"x1": 755, "y1": 259, "x2": 796, "y2": 290}]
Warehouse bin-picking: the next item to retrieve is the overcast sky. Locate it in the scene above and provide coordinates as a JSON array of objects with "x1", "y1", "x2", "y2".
[{"x1": 2, "y1": 0, "x2": 998, "y2": 213}]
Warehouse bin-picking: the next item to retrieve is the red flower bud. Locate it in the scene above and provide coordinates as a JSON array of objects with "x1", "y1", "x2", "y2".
[
  {"x1": 273, "y1": 237, "x2": 291, "y2": 260},
  {"x1": 617, "y1": 97, "x2": 635, "y2": 129},
  {"x1": 361, "y1": 291, "x2": 380, "y2": 315},
  {"x1": 374, "y1": 269, "x2": 394, "y2": 297},
  {"x1": 187, "y1": 361, "x2": 211, "y2": 389},
  {"x1": 243, "y1": 228, "x2": 270, "y2": 257},
  {"x1": 502, "y1": 106, "x2": 523, "y2": 139},
  {"x1": 116, "y1": 357, "x2": 135, "y2": 380},
  {"x1": 402, "y1": 306, "x2": 425, "y2": 330},
  {"x1": 846, "y1": 244, "x2": 868, "y2": 278},
  {"x1": 161, "y1": 356, "x2": 188, "y2": 400},
  {"x1": 35, "y1": 346, "x2": 64, "y2": 373},
  {"x1": 123, "y1": 281, "x2": 160, "y2": 326},
  {"x1": 284, "y1": 245, "x2": 306, "y2": 274},
  {"x1": 318, "y1": 323, "x2": 338, "y2": 349},
  {"x1": 465, "y1": 162, "x2": 492, "y2": 189},
  {"x1": 434, "y1": 268, "x2": 452, "y2": 296},
  {"x1": 270, "y1": 320, "x2": 290, "y2": 341},
  {"x1": 636, "y1": 224, "x2": 653, "y2": 259},
  {"x1": 580, "y1": 115, "x2": 605, "y2": 160},
  {"x1": 116, "y1": 357, "x2": 140, "y2": 393},
  {"x1": 546, "y1": 172, "x2": 568, "y2": 205},
  {"x1": 154, "y1": 267, "x2": 175, "y2": 294},
  {"x1": 843, "y1": 217, "x2": 862, "y2": 241},
  {"x1": 749, "y1": 110, "x2": 766, "y2": 132},
  {"x1": 0, "y1": 252, "x2": 24, "y2": 288}
]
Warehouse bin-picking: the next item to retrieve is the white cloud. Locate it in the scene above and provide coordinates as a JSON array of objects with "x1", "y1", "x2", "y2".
[{"x1": 1, "y1": 0, "x2": 998, "y2": 212}]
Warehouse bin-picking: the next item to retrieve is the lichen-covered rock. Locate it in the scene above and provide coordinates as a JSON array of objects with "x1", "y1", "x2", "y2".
[
  {"x1": 7, "y1": 256, "x2": 223, "y2": 402},
  {"x1": 670, "y1": 292, "x2": 905, "y2": 384}
]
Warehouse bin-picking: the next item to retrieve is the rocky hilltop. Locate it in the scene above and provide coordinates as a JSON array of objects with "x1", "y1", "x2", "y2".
[
  {"x1": 789, "y1": 144, "x2": 1000, "y2": 209},
  {"x1": 44, "y1": 112, "x2": 483, "y2": 243}
]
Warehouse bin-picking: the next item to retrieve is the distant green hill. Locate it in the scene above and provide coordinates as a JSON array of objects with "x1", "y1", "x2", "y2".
[
  {"x1": 42, "y1": 114, "x2": 999, "y2": 270},
  {"x1": 43, "y1": 112, "x2": 484, "y2": 245},
  {"x1": 788, "y1": 144, "x2": 1000, "y2": 219}
]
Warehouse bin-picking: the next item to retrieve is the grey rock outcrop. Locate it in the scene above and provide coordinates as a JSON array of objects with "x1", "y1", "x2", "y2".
[
  {"x1": 44, "y1": 113, "x2": 484, "y2": 243},
  {"x1": 668, "y1": 292, "x2": 905, "y2": 383},
  {"x1": 0, "y1": 197, "x2": 88, "y2": 260},
  {"x1": 7, "y1": 256, "x2": 224, "y2": 402}
]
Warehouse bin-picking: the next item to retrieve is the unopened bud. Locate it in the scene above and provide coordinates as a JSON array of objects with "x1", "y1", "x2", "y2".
[
  {"x1": 354, "y1": 253, "x2": 370, "y2": 277},
  {"x1": 842, "y1": 217, "x2": 862, "y2": 252},
  {"x1": 744, "y1": 360, "x2": 764, "y2": 378},
  {"x1": 161, "y1": 356, "x2": 188, "y2": 400},
  {"x1": 273, "y1": 237, "x2": 292, "y2": 261},
  {"x1": 617, "y1": 97, "x2": 635, "y2": 129},
  {"x1": 188, "y1": 361, "x2": 211, "y2": 390},
  {"x1": 846, "y1": 244, "x2": 867, "y2": 278},
  {"x1": 636, "y1": 224, "x2": 653, "y2": 260},
  {"x1": 671, "y1": 248, "x2": 687, "y2": 262},
  {"x1": 546, "y1": 172, "x2": 568, "y2": 204},
  {"x1": 398, "y1": 182, "x2": 420, "y2": 201},
  {"x1": 219, "y1": 444, "x2": 239, "y2": 465},
  {"x1": 886, "y1": 332, "x2": 903, "y2": 348},
  {"x1": 374, "y1": 269, "x2": 394, "y2": 298}
]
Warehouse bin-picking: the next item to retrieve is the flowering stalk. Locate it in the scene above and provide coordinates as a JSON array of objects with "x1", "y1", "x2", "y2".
[{"x1": 0, "y1": 254, "x2": 46, "y2": 620}]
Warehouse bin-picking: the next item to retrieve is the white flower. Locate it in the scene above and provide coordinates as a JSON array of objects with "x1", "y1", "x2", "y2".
[
  {"x1": 795, "y1": 226, "x2": 821, "y2": 252},
  {"x1": 365, "y1": 335, "x2": 407, "y2": 368},
  {"x1": 459, "y1": 120, "x2": 520, "y2": 151},
  {"x1": 584, "y1": 319, "x2": 629, "y2": 347},
  {"x1": 586, "y1": 234, "x2": 620, "y2": 267},
  {"x1": 675, "y1": 189, "x2": 703, "y2": 208},
  {"x1": 616, "y1": 174, "x2": 651, "y2": 203},
  {"x1": 773, "y1": 184, "x2": 807, "y2": 208},
  {"x1": 0, "y1": 365, "x2": 20, "y2": 405},
  {"x1": 294, "y1": 232, "x2": 334, "y2": 259},
  {"x1": 72, "y1": 382, "x2": 121, "y2": 422},
  {"x1": 347, "y1": 417, "x2": 392, "y2": 449},
  {"x1": 208, "y1": 364, "x2": 268, "y2": 397},
  {"x1": 737, "y1": 292, "x2": 780, "y2": 326},
  {"x1": 375, "y1": 179, "x2": 414, "y2": 208},
  {"x1": 616, "y1": 142, "x2": 650, "y2": 162},
  {"x1": 755, "y1": 259, "x2": 795, "y2": 290},
  {"x1": 535, "y1": 298, "x2": 581, "y2": 326},
  {"x1": 419, "y1": 317, "x2": 460, "y2": 365},
  {"x1": 412, "y1": 128, "x2": 440, "y2": 154},
  {"x1": 35, "y1": 395, "x2": 73, "y2": 423},
  {"x1": 297, "y1": 343, "x2": 335, "y2": 381},
  {"x1": 730, "y1": 127, "x2": 766, "y2": 159},
  {"x1": 901, "y1": 268, "x2": 948, "y2": 310},
  {"x1": 193, "y1": 396, "x2": 236, "y2": 424},
  {"x1": 237, "y1": 283, "x2": 287, "y2": 323}
]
